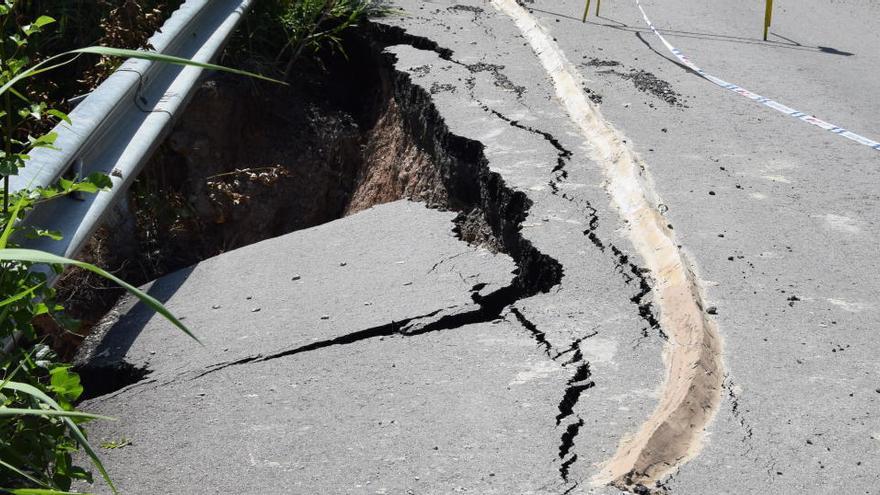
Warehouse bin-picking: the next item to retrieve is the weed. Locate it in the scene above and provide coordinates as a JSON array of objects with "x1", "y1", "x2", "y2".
[
  {"x1": 0, "y1": 3, "x2": 278, "y2": 492},
  {"x1": 229, "y1": 0, "x2": 390, "y2": 79},
  {"x1": 99, "y1": 438, "x2": 131, "y2": 450}
]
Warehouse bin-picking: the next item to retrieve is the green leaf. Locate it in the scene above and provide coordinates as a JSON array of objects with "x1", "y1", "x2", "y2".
[
  {"x1": 9, "y1": 87, "x2": 32, "y2": 105},
  {"x1": 0, "y1": 249, "x2": 198, "y2": 343},
  {"x1": 2, "y1": 488, "x2": 92, "y2": 495},
  {"x1": 85, "y1": 172, "x2": 112, "y2": 190},
  {"x1": 0, "y1": 407, "x2": 111, "y2": 420},
  {"x1": 25, "y1": 229, "x2": 63, "y2": 241},
  {"x1": 74, "y1": 46, "x2": 286, "y2": 84},
  {"x1": 49, "y1": 367, "x2": 83, "y2": 404},
  {"x1": 22, "y1": 15, "x2": 56, "y2": 37},
  {"x1": 1, "y1": 381, "x2": 117, "y2": 493},
  {"x1": 46, "y1": 109, "x2": 71, "y2": 124},
  {"x1": 27, "y1": 132, "x2": 58, "y2": 149},
  {"x1": 0, "y1": 283, "x2": 43, "y2": 308},
  {"x1": 9, "y1": 33, "x2": 26, "y2": 47},
  {"x1": 33, "y1": 302, "x2": 50, "y2": 316},
  {"x1": 0, "y1": 154, "x2": 24, "y2": 175},
  {"x1": 0, "y1": 46, "x2": 285, "y2": 99},
  {"x1": 0, "y1": 194, "x2": 28, "y2": 248},
  {"x1": 33, "y1": 15, "x2": 57, "y2": 28},
  {"x1": 0, "y1": 458, "x2": 47, "y2": 488}
]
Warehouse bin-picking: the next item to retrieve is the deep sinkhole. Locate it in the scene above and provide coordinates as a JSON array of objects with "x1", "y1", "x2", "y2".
[{"x1": 58, "y1": 24, "x2": 562, "y2": 395}]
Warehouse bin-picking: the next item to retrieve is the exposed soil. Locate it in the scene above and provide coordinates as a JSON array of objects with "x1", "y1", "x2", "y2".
[{"x1": 55, "y1": 23, "x2": 554, "y2": 358}]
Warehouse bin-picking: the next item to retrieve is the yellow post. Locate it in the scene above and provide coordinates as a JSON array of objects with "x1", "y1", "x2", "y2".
[
  {"x1": 596, "y1": 0, "x2": 602, "y2": 16},
  {"x1": 763, "y1": 0, "x2": 773, "y2": 41},
  {"x1": 582, "y1": 0, "x2": 591, "y2": 22}
]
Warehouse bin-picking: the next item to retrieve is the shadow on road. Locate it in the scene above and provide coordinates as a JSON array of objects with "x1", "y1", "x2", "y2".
[{"x1": 523, "y1": 6, "x2": 855, "y2": 56}]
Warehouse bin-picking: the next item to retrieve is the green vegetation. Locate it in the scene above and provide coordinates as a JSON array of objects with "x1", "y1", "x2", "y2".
[
  {"x1": 0, "y1": 0, "x2": 378, "y2": 491},
  {"x1": 234, "y1": 0, "x2": 387, "y2": 78},
  {"x1": 277, "y1": 0, "x2": 377, "y2": 77},
  {"x1": 0, "y1": 2, "x2": 278, "y2": 493}
]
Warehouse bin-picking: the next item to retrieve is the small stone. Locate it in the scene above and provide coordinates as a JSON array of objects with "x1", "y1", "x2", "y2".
[
  {"x1": 246, "y1": 296, "x2": 253, "y2": 300},
  {"x1": 339, "y1": 262, "x2": 347, "y2": 267},
  {"x1": 212, "y1": 304, "x2": 221, "y2": 309},
  {"x1": 709, "y1": 191, "x2": 716, "y2": 195},
  {"x1": 251, "y1": 308, "x2": 261, "y2": 313},
  {"x1": 321, "y1": 315, "x2": 330, "y2": 320},
  {"x1": 291, "y1": 275, "x2": 301, "y2": 281},
  {"x1": 706, "y1": 306, "x2": 718, "y2": 315}
]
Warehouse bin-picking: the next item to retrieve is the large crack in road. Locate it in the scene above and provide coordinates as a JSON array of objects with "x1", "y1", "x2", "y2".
[
  {"x1": 491, "y1": 0, "x2": 725, "y2": 491},
  {"x1": 75, "y1": 7, "x2": 718, "y2": 493}
]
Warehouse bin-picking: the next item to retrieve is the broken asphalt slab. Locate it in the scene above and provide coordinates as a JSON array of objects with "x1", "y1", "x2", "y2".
[{"x1": 77, "y1": 0, "x2": 880, "y2": 493}]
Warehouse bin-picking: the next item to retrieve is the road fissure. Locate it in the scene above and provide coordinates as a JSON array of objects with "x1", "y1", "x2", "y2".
[{"x1": 492, "y1": 0, "x2": 725, "y2": 491}]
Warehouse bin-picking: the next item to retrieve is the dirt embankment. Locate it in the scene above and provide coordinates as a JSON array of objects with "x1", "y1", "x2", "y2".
[{"x1": 55, "y1": 24, "x2": 554, "y2": 357}]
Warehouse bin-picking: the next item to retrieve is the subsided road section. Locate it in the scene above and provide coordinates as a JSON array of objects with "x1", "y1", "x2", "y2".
[{"x1": 77, "y1": 0, "x2": 880, "y2": 493}]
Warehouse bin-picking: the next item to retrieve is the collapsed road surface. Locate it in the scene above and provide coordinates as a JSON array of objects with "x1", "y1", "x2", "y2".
[{"x1": 76, "y1": 0, "x2": 880, "y2": 493}]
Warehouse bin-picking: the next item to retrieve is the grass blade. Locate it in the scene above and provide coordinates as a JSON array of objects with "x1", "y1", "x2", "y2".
[
  {"x1": 0, "y1": 45, "x2": 284, "y2": 100},
  {"x1": 0, "y1": 195, "x2": 28, "y2": 249},
  {"x1": 0, "y1": 248, "x2": 198, "y2": 343},
  {"x1": 0, "y1": 283, "x2": 43, "y2": 308},
  {"x1": 0, "y1": 407, "x2": 112, "y2": 420},
  {"x1": 2, "y1": 380, "x2": 117, "y2": 492},
  {"x1": 0, "y1": 458, "x2": 48, "y2": 488},
  {"x1": 1, "y1": 489, "x2": 94, "y2": 495},
  {"x1": 72, "y1": 47, "x2": 286, "y2": 84}
]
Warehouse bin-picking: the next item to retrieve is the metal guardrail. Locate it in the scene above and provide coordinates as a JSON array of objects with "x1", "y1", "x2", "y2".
[
  {"x1": 2, "y1": 0, "x2": 255, "y2": 355},
  {"x1": 11, "y1": 0, "x2": 255, "y2": 263}
]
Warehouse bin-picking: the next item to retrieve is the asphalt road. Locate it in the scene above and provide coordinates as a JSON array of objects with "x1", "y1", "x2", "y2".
[{"x1": 78, "y1": 1, "x2": 879, "y2": 493}]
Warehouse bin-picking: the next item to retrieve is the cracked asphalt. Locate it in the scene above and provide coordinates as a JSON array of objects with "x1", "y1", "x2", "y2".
[{"x1": 77, "y1": 1, "x2": 880, "y2": 493}]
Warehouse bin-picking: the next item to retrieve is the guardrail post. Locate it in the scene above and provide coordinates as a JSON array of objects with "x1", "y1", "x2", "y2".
[{"x1": 763, "y1": 0, "x2": 773, "y2": 40}]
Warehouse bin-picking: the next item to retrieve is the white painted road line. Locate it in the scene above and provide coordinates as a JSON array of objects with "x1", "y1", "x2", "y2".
[{"x1": 635, "y1": 0, "x2": 880, "y2": 152}]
